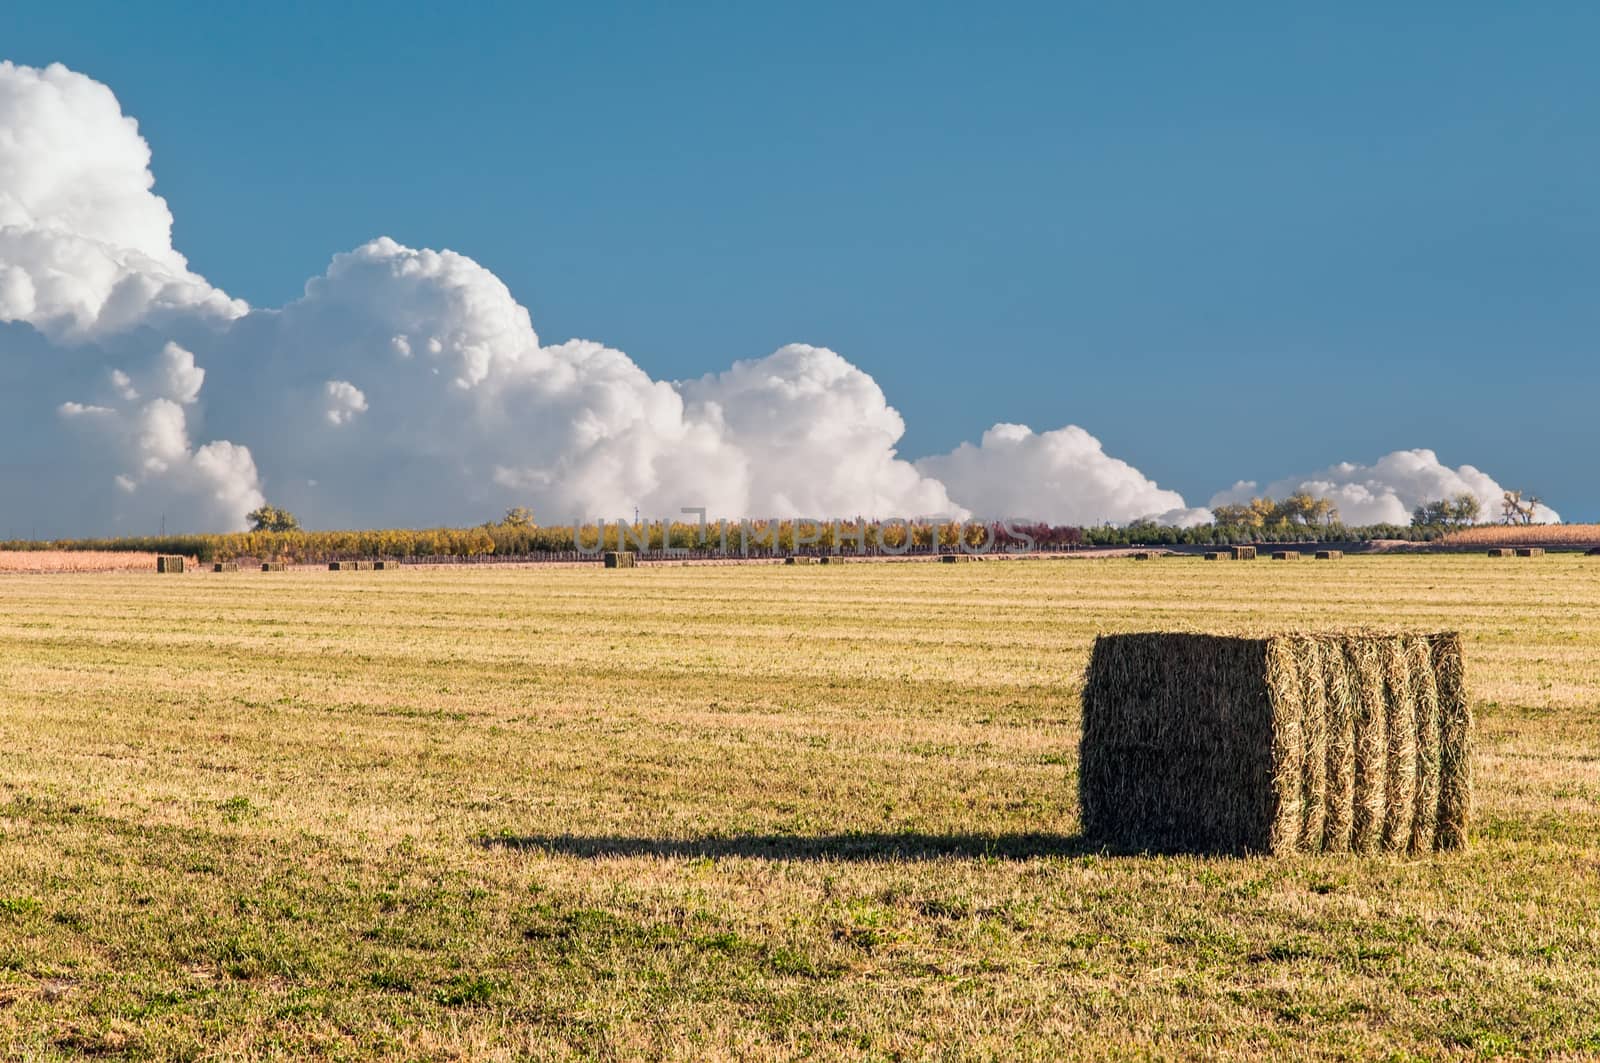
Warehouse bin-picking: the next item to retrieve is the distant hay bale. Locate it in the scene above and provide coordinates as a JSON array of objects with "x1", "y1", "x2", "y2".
[
  {"x1": 156, "y1": 555, "x2": 185, "y2": 574},
  {"x1": 1131, "y1": 551, "x2": 1154, "y2": 561},
  {"x1": 1272, "y1": 551, "x2": 1302, "y2": 561},
  {"x1": 785, "y1": 556, "x2": 817, "y2": 565},
  {"x1": 328, "y1": 561, "x2": 354, "y2": 571},
  {"x1": 1231, "y1": 546, "x2": 1258, "y2": 560},
  {"x1": 1514, "y1": 547, "x2": 1544, "y2": 558},
  {"x1": 819, "y1": 556, "x2": 844, "y2": 565},
  {"x1": 603, "y1": 551, "x2": 636, "y2": 569},
  {"x1": 1079, "y1": 631, "x2": 1470, "y2": 855},
  {"x1": 1203, "y1": 551, "x2": 1229, "y2": 561},
  {"x1": 212, "y1": 562, "x2": 240, "y2": 573},
  {"x1": 260, "y1": 562, "x2": 285, "y2": 572},
  {"x1": 939, "y1": 554, "x2": 972, "y2": 563},
  {"x1": 354, "y1": 560, "x2": 376, "y2": 571},
  {"x1": 1486, "y1": 548, "x2": 1514, "y2": 558},
  {"x1": 372, "y1": 561, "x2": 396, "y2": 570},
  {"x1": 1315, "y1": 550, "x2": 1343, "y2": 560}
]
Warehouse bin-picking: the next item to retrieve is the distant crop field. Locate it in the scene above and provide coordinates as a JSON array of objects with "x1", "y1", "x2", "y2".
[
  {"x1": 1, "y1": 557, "x2": 1597, "y2": 1058},
  {"x1": 0, "y1": 550, "x2": 167, "y2": 573},
  {"x1": 1444, "y1": 523, "x2": 1600, "y2": 547}
]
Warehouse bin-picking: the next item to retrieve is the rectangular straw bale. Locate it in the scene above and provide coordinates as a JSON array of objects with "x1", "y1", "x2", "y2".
[
  {"x1": 260, "y1": 562, "x2": 285, "y2": 572},
  {"x1": 212, "y1": 562, "x2": 239, "y2": 573},
  {"x1": 1131, "y1": 551, "x2": 1154, "y2": 560},
  {"x1": 1204, "y1": 551, "x2": 1228, "y2": 560},
  {"x1": 328, "y1": 561, "x2": 353, "y2": 571},
  {"x1": 1231, "y1": 545, "x2": 1257, "y2": 560},
  {"x1": 1079, "y1": 631, "x2": 1470, "y2": 855},
  {"x1": 1515, "y1": 547, "x2": 1544, "y2": 557},
  {"x1": 939, "y1": 554, "x2": 972, "y2": 563},
  {"x1": 1272, "y1": 550, "x2": 1302, "y2": 561},
  {"x1": 371, "y1": 561, "x2": 396, "y2": 570},
  {"x1": 1315, "y1": 550, "x2": 1343, "y2": 560},
  {"x1": 785, "y1": 556, "x2": 817, "y2": 565},
  {"x1": 1486, "y1": 548, "x2": 1514, "y2": 557},
  {"x1": 603, "y1": 551, "x2": 636, "y2": 568},
  {"x1": 156, "y1": 556, "x2": 185, "y2": 574}
]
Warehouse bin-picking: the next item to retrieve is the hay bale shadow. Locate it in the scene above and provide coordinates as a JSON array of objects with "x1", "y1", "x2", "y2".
[{"x1": 479, "y1": 831, "x2": 1110, "y2": 861}]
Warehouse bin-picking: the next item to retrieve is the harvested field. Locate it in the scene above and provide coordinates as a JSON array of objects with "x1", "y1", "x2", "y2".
[
  {"x1": 0, "y1": 551, "x2": 166, "y2": 574},
  {"x1": 1, "y1": 557, "x2": 1598, "y2": 1057}
]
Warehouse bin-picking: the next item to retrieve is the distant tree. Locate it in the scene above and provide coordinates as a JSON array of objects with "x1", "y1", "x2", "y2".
[
  {"x1": 1450, "y1": 493, "x2": 1482, "y2": 525},
  {"x1": 1501, "y1": 490, "x2": 1540, "y2": 525},
  {"x1": 1413, "y1": 493, "x2": 1483, "y2": 529},
  {"x1": 502, "y1": 506, "x2": 536, "y2": 528},
  {"x1": 1214, "y1": 493, "x2": 1338, "y2": 531},
  {"x1": 247, "y1": 505, "x2": 301, "y2": 532}
]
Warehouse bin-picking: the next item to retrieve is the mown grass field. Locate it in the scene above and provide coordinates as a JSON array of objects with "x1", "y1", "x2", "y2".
[{"x1": 1, "y1": 556, "x2": 1598, "y2": 1060}]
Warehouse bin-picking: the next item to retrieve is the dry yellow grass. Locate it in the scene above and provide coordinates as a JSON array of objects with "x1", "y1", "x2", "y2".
[
  {"x1": 0, "y1": 550, "x2": 167, "y2": 573},
  {"x1": 1, "y1": 556, "x2": 1598, "y2": 1059},
  {"x1": 1444, "y1": 523, "x2": 1600, "y2": 547}
]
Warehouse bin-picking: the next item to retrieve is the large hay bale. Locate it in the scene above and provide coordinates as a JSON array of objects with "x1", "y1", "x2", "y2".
[
  {"x1": 261, "y1": 562, "x2": 285, "y2": 572},
  {"x1": 1486, "y1": 548, "x2": 1514, "y2": 558},
  {"x1": 818, "y1": 556, "x2": 844, "y2": 565},
  {"x1": 1231, "y1": 546, "x2": 1257, "y2": 560},
  {"x1": 785, "y1": 556, "x2": 817, "y2": 565},
  {"x1": 1315, "y1": 550, "x2": 1343, "y2": 560},
  {"x1": 1514, "y1": 547, "x2": 1544, "y2": 558},
  {"x1": 372, "y1": 560, "x2": 396, "y2": 570},
  {"x1": 1203, "y1": 551, "x2": 1229, "y2": 561},
  {"x1": 212, "y1": 562, "x2": 240, "y2": 573},
  {"x1": 1079, "y1": 631, "x2": 1470, "y2": 855},
  {"x1": 603, "y1": 551, "x2": 636, "y2": 569},
  {"x1": 328, "y1": 561, "x2": 354, "y2": 571},
  {"x1": 1271, "y1": 551, "x2": 1302, "y2": 561},
  {"x1": 156, "y1": 556, "x2": 185, "y2": 574}
]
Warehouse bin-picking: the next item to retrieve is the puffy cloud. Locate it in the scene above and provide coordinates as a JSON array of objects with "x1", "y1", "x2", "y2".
[
  {"x1": 323, "y1": 380, "x2": 368, "y2": 426},
  {"x1": 1209, "y1": 449, "x2": 1560, "y2": 525},
  {"x1": 916, "y1": 423, "x2": 1210, "y2": 526},
  {"x1": 0, "y1": 61, "x2": 246, "y2": 339},
  {"x1": 53, "y1": 355, "x2": 265, "y2": 530},
  {"x1": 679, "y1": 344, "x2": 961, "y2": 518},
  {"x1": 0, "y1": 61, "x2": 1560, "y2": 536}
]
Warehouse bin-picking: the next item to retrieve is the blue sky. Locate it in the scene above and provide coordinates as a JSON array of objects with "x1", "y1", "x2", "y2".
[{"x1": 5, "y1": 2, "x2": 1597, "y2": 517}]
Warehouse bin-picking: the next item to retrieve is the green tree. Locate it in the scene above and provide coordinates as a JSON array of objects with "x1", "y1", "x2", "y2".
[{"x1": 246, "y1": 505, "x2": 301, "y2": 533}]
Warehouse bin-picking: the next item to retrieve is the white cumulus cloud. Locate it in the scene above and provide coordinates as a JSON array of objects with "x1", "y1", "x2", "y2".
[
  {"x1": 0, "y1": 61, "x2": 1561, "y2": 536},
  {"x1": 0, "y1": 61, "x2": 246, "y2": 339},
  {"x1": 323, "y1": 380, "x2": 368, "y2": 425},
  {"x1": 1209, "y1": 449, "x2": 1559, "y2": 525},
  {"x1": 916, "y1": 423, "x2": 1211, "y2": 526}
]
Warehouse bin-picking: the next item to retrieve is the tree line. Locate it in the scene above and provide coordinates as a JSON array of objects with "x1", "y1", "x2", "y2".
[{"x1": 0, "y1": 491, "x2": 1526, "y2": 562}]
